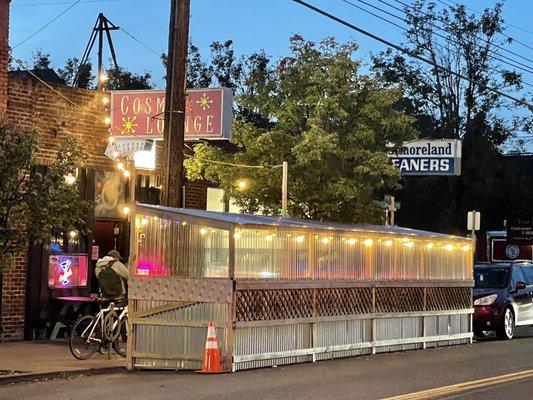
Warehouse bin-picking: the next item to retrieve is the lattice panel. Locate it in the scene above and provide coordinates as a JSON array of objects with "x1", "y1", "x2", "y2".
[
  {"x1": 375, "y1": 287, "x2": 424, "y2": 313},
  {"x1": 315, "y1": 288, "x2": 372, "y2": 317},
  {"x1": 235, "y1": 289, "x2": 313, "y2": 322},
  {"x1": 426, "y1": 287, "x2": 472, "y2": 310}
]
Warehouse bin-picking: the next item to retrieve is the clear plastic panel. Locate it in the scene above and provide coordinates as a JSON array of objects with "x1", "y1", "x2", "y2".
[{"x1": 136, "y1": 214, "x2": 229, "y2": 278}]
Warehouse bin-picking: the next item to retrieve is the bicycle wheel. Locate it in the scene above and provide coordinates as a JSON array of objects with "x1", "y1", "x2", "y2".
[
  {"x1": 113, "y1": 317, "x2": 128, "y2": 357},
  {"x1": 70, "y1": 315, "x2": 100, "y2": 360}
]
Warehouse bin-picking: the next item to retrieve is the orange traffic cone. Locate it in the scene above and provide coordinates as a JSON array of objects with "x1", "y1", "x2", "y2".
[{"x1": 197, "y1": 321, "x2": 222, "y2": 374}]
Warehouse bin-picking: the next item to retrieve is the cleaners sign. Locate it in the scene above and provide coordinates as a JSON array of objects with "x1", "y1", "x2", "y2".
[{"x1": 389, "y1": 139, "x2": 462, "y2": 176}]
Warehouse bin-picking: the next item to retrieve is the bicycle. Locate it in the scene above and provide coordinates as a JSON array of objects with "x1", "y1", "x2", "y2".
[{"x1": 69, "y1": 300, "x2": 128, "y2": 360}]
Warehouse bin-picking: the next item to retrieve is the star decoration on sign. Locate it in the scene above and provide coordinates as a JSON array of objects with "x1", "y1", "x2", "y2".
[
  {"x1": 196, "y1": 93, "x2": 213, "y2": 110},
  {"x1": 121, "y1": 116, "x2": 138, "y2": 134}
]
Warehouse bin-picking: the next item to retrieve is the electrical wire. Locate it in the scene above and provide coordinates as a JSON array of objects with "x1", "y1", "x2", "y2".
[
  {"x1": 432, "y1": 0, "x2": 533, "y2": 52},
  {"x1": 12, "y1": 0, "x2": 82, "y2": 49},
  {"x1": 384, "y1": 0, "x2": 533, "y2": 68},
  {"x1": 184, "y1": 153, "x2": 281, "y2": 169},
  {"x1": 340, "y1": 0, "x2": 533, "y2": 89},
  {"x1": 119, "y1": 27, "x2": 162, "y2": 59},
  {"x1": 13, "y1": 0, "x2": 117, "y2": 7},
  {"x1": 292, "y1": 0, "x2": 532, "y2": 110}
]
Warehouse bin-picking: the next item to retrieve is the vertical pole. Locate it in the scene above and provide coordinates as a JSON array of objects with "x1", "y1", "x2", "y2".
[
  {"x1": 96, "y1": 13, "x2": 104, "y2": 91},
  {"x1": 282, "y1": 161, "x2": 288, "y2": 217},
  {"x1": 161, "y1": 0, "x2": 190, "y2": 207},
  {"x1": 390, "y1": 196, "x2": 395, "y2": 226}
]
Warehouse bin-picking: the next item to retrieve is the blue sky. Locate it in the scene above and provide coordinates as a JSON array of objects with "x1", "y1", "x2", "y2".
[{"x1": 10, "y1": 0, "x2": 533, "y2": 90}]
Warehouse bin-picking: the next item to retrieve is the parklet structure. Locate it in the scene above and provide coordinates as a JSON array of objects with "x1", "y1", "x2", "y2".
[{"x1": 127, "y1": 204, "x2": 473, "y2": 371}]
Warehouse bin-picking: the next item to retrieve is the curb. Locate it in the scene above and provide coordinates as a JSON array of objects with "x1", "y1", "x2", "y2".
[{"x1": 0, "y1": 366, "x2": 126, "y2": 386}]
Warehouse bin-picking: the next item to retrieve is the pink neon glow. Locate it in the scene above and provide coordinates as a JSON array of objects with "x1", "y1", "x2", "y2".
[{"x1": 136, "y1": 256, "x2": 171, "y2": 277}]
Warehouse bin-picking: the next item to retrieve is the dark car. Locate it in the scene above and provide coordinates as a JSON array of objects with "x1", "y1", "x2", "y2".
[{"x1": 473, "y1": 261, "x2": 533, "y2": 339}]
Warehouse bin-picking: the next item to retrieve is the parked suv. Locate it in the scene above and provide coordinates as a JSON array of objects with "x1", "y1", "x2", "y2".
[{"x1": 473, "y1": 261, "x2": 533, "y2": 339}]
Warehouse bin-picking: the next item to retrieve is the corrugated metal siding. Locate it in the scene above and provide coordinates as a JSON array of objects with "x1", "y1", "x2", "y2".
[
  {"x1": 313, "y1": 319, "x2": 372, "y2": 361},
  {"x1": 374, "y1": 317, "x2": 423, "y2": 353},
  {"x1": 234, "y1": 324, "x2": 312, "y2": 370}
]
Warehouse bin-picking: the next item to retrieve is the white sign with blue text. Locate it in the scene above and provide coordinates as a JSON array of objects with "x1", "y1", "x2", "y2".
[{"x1": 389, "y1": 139, "x2": 462, "y2": 176}]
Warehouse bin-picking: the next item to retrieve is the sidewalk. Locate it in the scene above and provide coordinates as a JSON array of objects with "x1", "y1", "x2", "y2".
[{"x1": 0, "y1": 341, "x2": 126, "y2": 385}]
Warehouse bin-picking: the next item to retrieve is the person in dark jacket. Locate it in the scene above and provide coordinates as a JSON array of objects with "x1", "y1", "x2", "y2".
[{"x1": 95, "y1": 250, "x2": 129, "y2": 300}]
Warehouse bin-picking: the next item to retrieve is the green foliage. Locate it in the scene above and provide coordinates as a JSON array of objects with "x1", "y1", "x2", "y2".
[
  {"x1": 57, "y1": 57, "x2": 95, "y2": 89},
  {"x1": 0, "y1": 125, "x2": 92, "y2": 269},
  {"x1": 185, "y1": 36, "x2": 417, "y2": 223},
  {"x1": 105, "y1": 65, "x2": 152, "y2": 90}
]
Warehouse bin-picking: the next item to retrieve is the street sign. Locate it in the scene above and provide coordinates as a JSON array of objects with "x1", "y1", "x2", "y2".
[
  {"x1": 507, "y1": 217, "x2": 533, "y2": 244},
  {"x1": 467, "y1": 211, "x2": 480, "y2": 231},
  {"x1": 389, "y1": 139, "x2": 462, "y2": 176}
]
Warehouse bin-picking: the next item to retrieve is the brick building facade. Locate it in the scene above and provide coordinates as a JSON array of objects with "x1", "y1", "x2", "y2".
[{"x1": 0, "y1": 0, "x2": 210, "y2": 340}]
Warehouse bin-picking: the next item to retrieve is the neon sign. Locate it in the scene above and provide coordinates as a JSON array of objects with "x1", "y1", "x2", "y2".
[{"x1": 48, "y1": 254, "x2": 88, "y2": 289}]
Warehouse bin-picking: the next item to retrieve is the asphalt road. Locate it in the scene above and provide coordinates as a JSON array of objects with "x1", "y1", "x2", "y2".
[{"x1": 2, "y1": 327, "x2": 533, "y2": 400}]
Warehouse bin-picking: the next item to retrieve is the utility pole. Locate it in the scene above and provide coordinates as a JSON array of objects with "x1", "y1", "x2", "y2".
[{"x1": 161, "y1": 0, "x2": 190, "y2": 207}]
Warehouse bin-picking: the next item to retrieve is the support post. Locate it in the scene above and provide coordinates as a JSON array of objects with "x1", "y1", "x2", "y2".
[
  {"x1": 282, "y1": 161, "x2": 288, "y2": 217},
  {"x1": 161, "y1": 0, "x2": 190, "y2": 207}
]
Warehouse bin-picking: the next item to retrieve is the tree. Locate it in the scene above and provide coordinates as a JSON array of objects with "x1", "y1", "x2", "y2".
[
  {"x1": 372, "y1": 1, "x2": 532, "y2": 233},
  {"x1": 31, "y1": 49, "x2": 51, "y2": 69},
  {"x1": 57, "y1": 57, "x2": 94, "y2": 89},
  {"x1": 105, "y1": 65, "x2": 152, "y2": 90},
  {"x1": 185, "y1": 36, "x2": 417, "y2": 223},
  {"x1": 0, "y1": 124, "x2": 92, "y2": 269}
]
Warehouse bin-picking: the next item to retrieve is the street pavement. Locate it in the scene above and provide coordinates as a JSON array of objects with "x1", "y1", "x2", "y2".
[{"x1": 1, "y1": 327, "x2": 532, "y2": 400}]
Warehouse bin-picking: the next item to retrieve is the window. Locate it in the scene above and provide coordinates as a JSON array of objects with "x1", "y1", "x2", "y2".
[
  {"x1": 511, "y1": 266, "x2": 526, "y2": 287},
  {"x1": 519, "y1": 265, "x2": 533, "y2": 285},
  {"x1": 474, "y1": 268, "x2": 509, "y2": 289}
]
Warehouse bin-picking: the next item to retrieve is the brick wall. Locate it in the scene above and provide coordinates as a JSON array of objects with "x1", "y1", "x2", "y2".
[
  {"x1": 0, "y1": 253, "x2": 26, "y2": 341},
  {"x1": 0, "y1": 1, "x2": 8, "y2": 118},
  {"x1": 7, "y1": 75, "x2": 112, "y2": 169}
]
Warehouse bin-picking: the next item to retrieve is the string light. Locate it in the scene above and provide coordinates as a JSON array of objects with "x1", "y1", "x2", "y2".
[
  {"x1": 108, "y1": 136, "x2": 115, "y2": 143},
  {"x1": 363, "y1": 238, "x2": 373, "y2": 247},
  {"x1": 426, "y1": 242, "x2": 434, "y2": 249},
  {"x1": 104, "y1": 116, "x2": 111, "y2": 125},
  {"x1": 445, "y1": 244, "x2": 454, "y2": 251},
  {"x1": 99, "y1": 72, "x2": 108, "y2": 83},
  {"x1": 265, "y1": 234, "x2": 273, "y2": 242},
  {"x1": 295, "y1": 235, "x2": 305, "y2": 243},
  {"x1": 384, "y1": 239, "x2": 393, "y2": 247},
  {"x1": 64, "y1": 174, "x2": 76, "y2": 185},
  {"x1": 117, "y1": 162, "x2": 125, "y2": 171},
  {"x1": 112, "y1": 150, "x2": 119, "y2": 159},
  {"x1": 347, "y1": 238, "x2": 358, "y2": 245},
  {"x1": 141, "y1": 218, "x2": 148, "y2": 226},
  {"x1": 461, "y1": 244, "x2": 470, "y2": 252},
  {"x1": 102, "y1": 96, "x2": 110, "y2": 105},
  {"x1": 200, "y1": 228, "x2": 207, "y2": 236},
  {"x1": 122, "y1": 206, "x2": 130, "y2": 215},
  {"x1": 234, "y1": 231, "x2": 241, "y2": 239},
  {"x1": 404, "y1": 241, "x2": 415, "y2": 248},
  {"x1": 123, "y1": 170, "x2": 131, "y2": 178}
]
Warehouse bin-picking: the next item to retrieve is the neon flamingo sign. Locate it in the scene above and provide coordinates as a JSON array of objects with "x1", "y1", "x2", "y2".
[{"x1": 58, "y1": 259, "x2": 73, "y2": 286}]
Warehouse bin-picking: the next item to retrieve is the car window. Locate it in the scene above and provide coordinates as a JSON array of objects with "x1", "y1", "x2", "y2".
[
  {"x1": 511, "y1": 267, "x2": 526, "y2": 286},
  {"x1": 474, "y1": 268, "x2": 509, "y2": 289},
  {"x1": 519, "y1": 266, "x2": 533, "y2": 285}
]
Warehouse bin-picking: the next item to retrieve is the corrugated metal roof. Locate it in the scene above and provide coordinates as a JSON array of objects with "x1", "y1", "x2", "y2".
[{"x1": 136, "y1": 203, "x2": 468, "y2": 240}]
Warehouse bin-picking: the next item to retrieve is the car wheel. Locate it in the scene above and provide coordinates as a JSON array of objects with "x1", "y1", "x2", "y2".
[{"x1": 496, "y1": 307, "x2": 515, "y2": 340}]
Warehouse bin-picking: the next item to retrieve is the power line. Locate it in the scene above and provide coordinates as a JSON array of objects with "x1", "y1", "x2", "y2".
[
  {"x1": 341, "y1": 0, "x2": 533, "y2": 87},
  {"x1": 434, "y1": 0, "x2": 533, "y2": 50},
  {"x1": 119, "y1": 27, "x2": 162, "y2": 59},
  {"x1": 292, "y1": 0, "x2": 532, "y2": 110},
  {"x1": 13, "y1": 0, "x2": 116, "y2": 7},
  {"x1": 12, "y1": 0, "x2": 82, "y2": 49},
  {"x1": 386, "y1": 0, "x2": 533, "y2": 68},
  {"x1": 340, "y1": 0, "x2": 533, "y2": 88}
]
